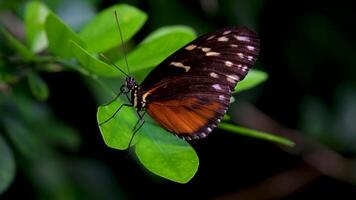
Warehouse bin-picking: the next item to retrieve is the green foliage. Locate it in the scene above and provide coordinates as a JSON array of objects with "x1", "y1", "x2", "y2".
[
  {"x1": 0, "y1": 134, "x2": 15, "y2": 194},
  {"x1": 0, "y1": 27, "x2": 35, "y2": 61},
  {"x1": 135, "y1": 123, "x2": 198, "y2": 184},
  {"x1": 97, "y1": 100, "x2": 199, "y2": 183},
  {"x1": 97, "y1": 100, "x2": 138, "y2": 150},
  {"x1": 0, "y1": 1, "x2": 290, "y2": 186},
  {"x1": 70, "y1": 41, "x2": 119, "y2": 77},
  {"x1": 24, "y1": 1, "x2": 50, "y2": 53},
  {"x1": 45, "y1": 12, "x2": 85, "y2": 58},
  {"x1": 234, "y1": 69, "x2": 268, "y2": 93},
  {"x1": 115, "y1": 26, "x2": 196, "y2": 75},
  {"x1": 3, "y1": 117, "x2": 42, "y2": 159},
  {"x1": 79, "y1": 4, "x2": 147, "y2": 53}
]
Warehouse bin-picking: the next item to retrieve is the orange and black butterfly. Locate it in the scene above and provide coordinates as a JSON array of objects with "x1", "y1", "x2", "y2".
[{"x1": 100, "y1": 26, "x2": 260, "y2": 141}]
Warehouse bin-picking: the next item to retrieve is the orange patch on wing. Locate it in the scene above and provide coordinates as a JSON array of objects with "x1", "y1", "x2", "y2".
[{"x1": 147, "y1": 98, "x2": 223, "y2": 135}]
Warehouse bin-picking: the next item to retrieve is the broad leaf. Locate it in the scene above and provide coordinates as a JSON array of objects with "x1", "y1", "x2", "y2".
[
  {"x1": 79, "y1": 4, "x2": 147, "y2": 53},
  {"x1": 97, "y1": 99, "x2": 199, "y2": 183},
  {"x1": 70, "y1": 41, "x2": 119, "y2": 77},
  {"x1": 25, "y1": 1, "x2": 50, "y2": 53},
  {"x1": 234, "y1": 69, "x2": 268, "y2": 93},
  {"x1": 0, "y1": 134, "x2": 15, "y2": 194},
  {"x1": 116, "y1": 26, "x2": 196, "y2": 73},
  {"x1": 135, "y1": 123, "x2": 199, "y2": 184},
  {"x1": 97, "y1": 99, "x2": 138, "y2": 150},
  {"x1": 45, "y1": 12, "x2": 85, "y2": 58},
  {"x1": 219, "y1": 122, "x2": 295, "y2": 147}
]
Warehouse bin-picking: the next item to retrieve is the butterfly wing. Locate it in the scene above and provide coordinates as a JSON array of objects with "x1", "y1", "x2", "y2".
[{"x1": 140, "y1": 27, "x2": 260, "y2": 140}]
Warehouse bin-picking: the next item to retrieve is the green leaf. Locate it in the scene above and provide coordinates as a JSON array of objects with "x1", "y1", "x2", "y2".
[
  {"x1": 234, "y1": 69, "x2": 268, "y2": 93},
  {"x1": 0, "y1": 134, "x2": 16, "y2": 194},
  {"x1": 45, "y1": 12, "x2": 85, "y2": 58},
  {"x1": 97, "y1": 99, "x2": 198, "y2": 183},
  {"x1": 70, "y1": 41, "x2": 119, "y2": 77},
  {"x1": 27, "y1": 71, "x2": 49, "y2": 101},
  {"x1": 97, "y1": 99, "x2": 138, "y2": 150},
  {"x1": 0, "y1": 28, "x2": 35, "y2": 61},
  {"x1": 25, "y1": 1, "x2": 50, "y2": 53},
  {"x1": 79, "y1": 4, "x2": 147, "y2": 53},
  {"x1": 219, "y1": 122, "x2": 295, "y2": 147},
  {"x1": 135, "y1": 123, "x2": 199, "y2": 184},
  {"x1": 116, "y1": 26, "x2": 196, "y2": 74}
]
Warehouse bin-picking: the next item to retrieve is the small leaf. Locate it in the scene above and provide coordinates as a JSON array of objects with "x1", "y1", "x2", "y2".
[
  {"x1": 45, "y1": 12, "x2": 85, "y2": 58},
  {"x1": 0, "y1": 134, "x2": 16, "y2": 195},
  {"x1": 24, "y1": 1, "x2": 50, "y2": 53},
  {"x1": 27, "y1": 71, "x2": 49, "y2": 101},
  {"x1": 0, "y1": 28, "x2": 35, "y2": 61},
  {"x1": 135, "y1": 123, "x2": 199, "y2": 184},
  {"x1": 219, "y1": 122, "x2": 295, "y2": 147},
  {"x1": 79, "y1": 4, "x2": 147, "y2": 53},
  {"x1": 234, "y1": 69, "x2": 268, "y2": 93},
  {"x1": 70, "y1": 41, "x2": 119, "y2": 77},
  {"x1": 97, "y1": 99, "x2": 138, "y2": 150},
  {"x1": 116, "y1": 26, "x2": 196, "y2": 74}
]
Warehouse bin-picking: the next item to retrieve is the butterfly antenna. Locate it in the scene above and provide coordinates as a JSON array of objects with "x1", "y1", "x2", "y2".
[
  {"x1": 100, "y1": 53, "x2": 129, "y2": 77},
  {"x1": 114, "y1": 10, "x2": 131, "y2": 75}
]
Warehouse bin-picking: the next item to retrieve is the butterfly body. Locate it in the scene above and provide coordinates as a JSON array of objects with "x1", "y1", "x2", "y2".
[{"x1": 119, "y1": 26, "x2": 260, "y2": 140}]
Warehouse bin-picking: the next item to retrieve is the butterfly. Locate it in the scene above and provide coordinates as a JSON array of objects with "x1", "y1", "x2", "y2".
[{"x1": 100, "y1": 26, "x2": 260, "y2": 141}]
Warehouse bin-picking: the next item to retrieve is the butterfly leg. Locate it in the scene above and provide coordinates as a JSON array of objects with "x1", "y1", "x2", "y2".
[
  {"x1": 101, "y1": 91, "x2": 123, "y2": 107},
  {"x1": 127, "y1": 111, "x2": 146, "y2": 148},
  {"x1": 99, "y1": 103, "x2": 132, "y2": 126}
]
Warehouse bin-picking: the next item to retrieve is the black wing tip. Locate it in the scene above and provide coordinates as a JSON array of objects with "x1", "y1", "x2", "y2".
[{"x1": 217, "y1": 26, "x2": 259, "y2": 41}]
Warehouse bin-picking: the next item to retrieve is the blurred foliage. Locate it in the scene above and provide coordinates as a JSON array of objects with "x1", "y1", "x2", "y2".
[{"x1": 2, "y1": 0, "x2": 354, "y2": 198}]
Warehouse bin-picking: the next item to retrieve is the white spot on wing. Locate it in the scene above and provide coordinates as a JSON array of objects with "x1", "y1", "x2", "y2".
[
  {"x1": 247, "y1": 45, "x2": 255, "y2": 51},
  {"x1": 247, "y1": 56, "x2": 254, "y2": 61},
  {"x1": 207, "y1": 127, "x2": 212, "y2": 132},
  {"x1": 235, "y1": 35, "x2": 250, "y2": 42},
  {"x1": 218, "y1": 36, "x2": 229, "y2": 42},
  {"x1": 207, "y1": 35, "x2": 215, "y2": 40},
  {"x1": 212, "y1": 84, "x2": 222, "y2": 90},
  {"x1": 219, "y1": 95, "x2": 225, "y2": 100},
  {"x1": 225, "y1": 61, "x2": 233, "y2": 67},
  {"x1": 223, "y1": 30, "x2": 232, "y2": 35},
  {"x1": 185, "y1": 44, "x2": 197, "y2": 50},
  {"x1": 200, "y1": 133, "x2": 207, "y2": 138},
  {"x1": 170, "y1": 62, "x2": 191, "y2": 72},
  {"x1": 210, "y1": 72, "x2": 219, "y2": 78},
  {"x1": 230, "y1": 44, "x2": 238, "y2": 47},
  {"x1": 226, "y1": 74, "x2": 239, "y2": 83},
  {"x1": 201, "y1": 47, "x2": 211, "y2": 52},
  {"x1": 206, "y1": 52, "x2": 220, "y2": 56},
  {"x1": 237, "y1": 53, "x2": 244, "y2": 58}
]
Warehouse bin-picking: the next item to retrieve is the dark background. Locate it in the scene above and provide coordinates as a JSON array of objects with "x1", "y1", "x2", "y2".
[{"x1": 1, "y1": 0, "x2": 356, "y2": 199}]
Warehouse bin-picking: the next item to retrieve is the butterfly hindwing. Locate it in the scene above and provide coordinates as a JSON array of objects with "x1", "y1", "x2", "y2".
[
  {"x1": 140, "y1": 27, "x2": 260, "y2": 139},
  {"x1": 145, "y1": 77, "x2": 230, "y2": 140}
]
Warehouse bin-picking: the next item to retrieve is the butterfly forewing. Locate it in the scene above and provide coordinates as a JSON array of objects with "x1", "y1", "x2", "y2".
[{"x1": 140, "y1": 27, "x2": 260, "y2": 140}]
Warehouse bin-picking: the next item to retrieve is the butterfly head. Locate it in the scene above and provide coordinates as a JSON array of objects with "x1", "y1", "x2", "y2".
[{"x1": 121, "y1": 76, "x2": 137, "y2": 94}]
